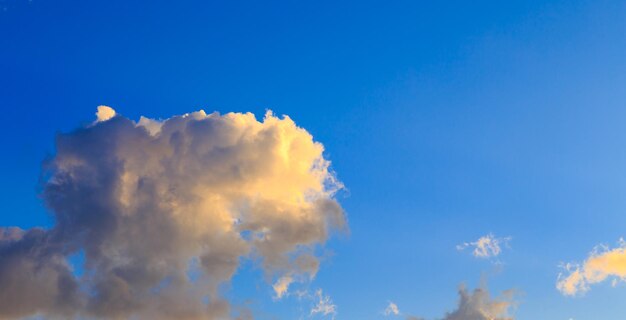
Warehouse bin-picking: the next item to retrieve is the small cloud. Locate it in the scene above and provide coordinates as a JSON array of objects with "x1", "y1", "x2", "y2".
[
  {"x1": 384, "y1": 301, "x2": 400, "y2": 316},
  {"x1": 557, "y1": 238, "x2": 626, "y2": 296},
  {"x1": 457, "y1": 234, "x2": 511, "y2": 259},
  {"x1": 393, "y1": 281, "x2": 516, "y2": 320},
  {"x1": 272, "y1": 275, "x2": 293, "y2": 299}
]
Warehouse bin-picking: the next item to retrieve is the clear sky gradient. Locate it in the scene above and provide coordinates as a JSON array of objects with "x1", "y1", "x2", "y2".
[{"x1": 2, "y1": 1, "x2": 626, "y2": 319}]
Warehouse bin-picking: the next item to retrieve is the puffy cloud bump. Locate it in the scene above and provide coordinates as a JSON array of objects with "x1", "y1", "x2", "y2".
[
  {"x1": 0, "y1": 108, "x2": 346, "y2": 319},
  {"x1": 95, "y1": 105, "x2": 116, "y2": 122}
]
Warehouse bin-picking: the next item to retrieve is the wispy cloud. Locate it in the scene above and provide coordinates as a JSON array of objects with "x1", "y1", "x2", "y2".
[
  {"x1": 557, "y1": 238, "x2": 626, "y2": 296},
  {"x1": 0, "y1": 107, "x2": 346, "y2": 319},
  {"x1": 457, "y1": 234, "x2": 511, "y2": 259},
  {"x1": 310, "y1": 289, "x2": 337, "y2": 319}
]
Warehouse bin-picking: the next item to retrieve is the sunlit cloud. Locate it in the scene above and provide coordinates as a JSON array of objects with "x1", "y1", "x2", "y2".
[
  {"x1": 557, "y1": 238, "x2": 626, "y2": 296},
  {"x1": 0, "y1": 107, "x2": 346, "y2": 319},
  {"x1": 457, "y1": 234, "x2": 511, "y2": 259}
]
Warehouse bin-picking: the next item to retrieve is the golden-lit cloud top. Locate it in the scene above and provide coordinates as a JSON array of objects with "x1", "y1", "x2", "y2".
[
  {"x1": 0, "y1": 108, "x2": 345, "y2": 319},
  {"x1": 95, "y1": 105, "x2": 116, "y2": 122}
]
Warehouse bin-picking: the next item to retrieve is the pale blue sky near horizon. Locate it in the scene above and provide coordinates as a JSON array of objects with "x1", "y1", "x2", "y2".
[{"x1": 2, "y1": 0, "x2": 626, "y2": 319}]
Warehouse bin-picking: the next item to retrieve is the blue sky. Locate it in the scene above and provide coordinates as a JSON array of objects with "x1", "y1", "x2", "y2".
[{"x1": 2, "y1": 0, "x2": 626, "y2": 319}]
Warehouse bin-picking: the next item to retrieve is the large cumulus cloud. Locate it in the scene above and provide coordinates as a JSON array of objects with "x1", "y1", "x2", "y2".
[{"x1": 0, "y1": 107, "x2": 346, "y2": 319}]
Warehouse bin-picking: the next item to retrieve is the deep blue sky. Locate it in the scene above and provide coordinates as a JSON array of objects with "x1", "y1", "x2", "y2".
[{"x1": 2, "y1": 0, "x2": 626, "y2": 319}]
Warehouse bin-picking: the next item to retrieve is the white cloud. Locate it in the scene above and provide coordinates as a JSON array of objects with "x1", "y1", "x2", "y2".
[
  {"x1": 384, "y1": 301, "x2": 400, "y2": 316},
  {"x1": 557, "y1": 238, "x2": 626, "y2": 296},
  {"x1": 0, "y1": 107, "x2": 346, "y2": 319},
  {"x1": 457, "y1": 234, "x2": 511, "y2": 259}
]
